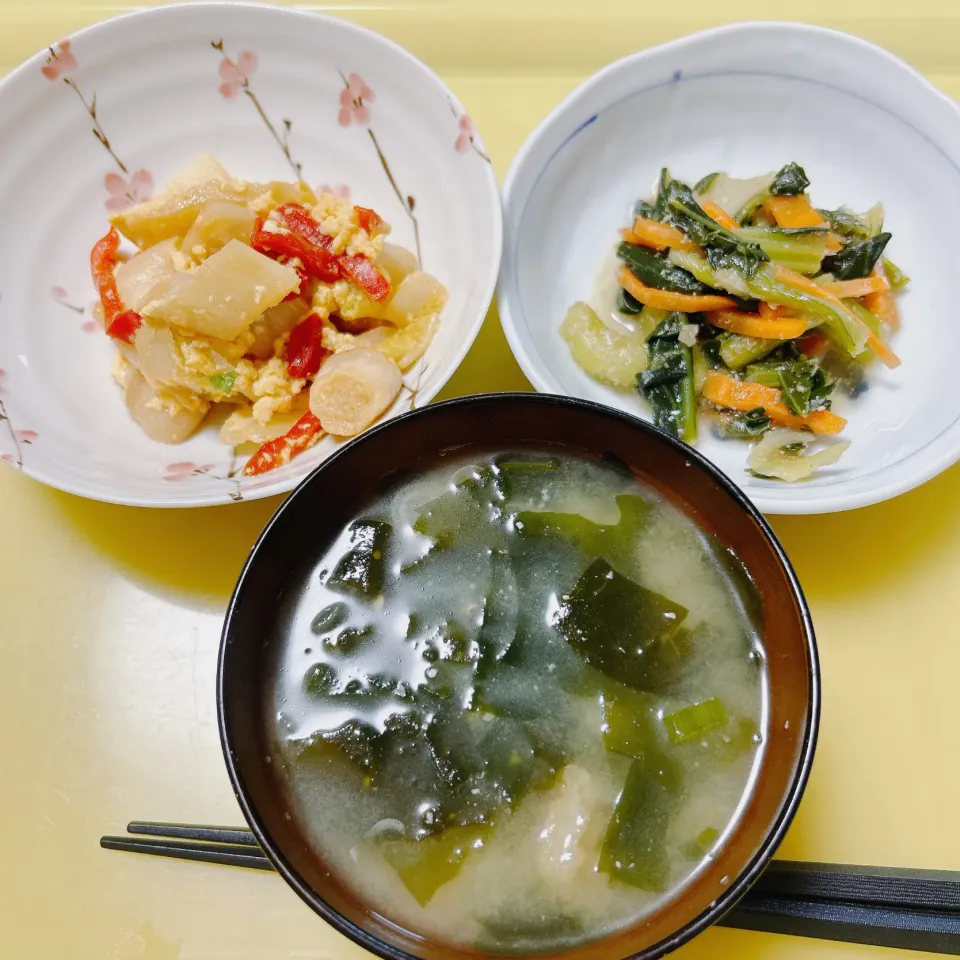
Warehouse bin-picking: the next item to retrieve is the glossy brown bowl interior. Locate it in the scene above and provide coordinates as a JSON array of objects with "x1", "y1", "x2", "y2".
[{"x1": 218, "y1": 393, "x2": 819, "y2": 960}]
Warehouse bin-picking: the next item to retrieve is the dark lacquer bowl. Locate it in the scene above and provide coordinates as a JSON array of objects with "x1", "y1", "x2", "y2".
[{"x1": 218, "y1": 393, "x2": 819, "y2": 960}]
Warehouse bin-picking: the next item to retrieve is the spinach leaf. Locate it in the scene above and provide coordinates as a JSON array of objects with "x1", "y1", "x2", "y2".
[
  {"x1": 633, "y1": 168, "x2": 673, "y2": 223},
  {"x1": 808, "y1": 366, "x2": 835, "y2": 411},
  {"x1": 817, "y1": 202, "x2": 884, "y2": 242},
  {"x1": 718, "y1": 407, "x2": 771, "y2": 439},
  {"x1": 617, "y1": 286, "x2": 644, "y2": 314},
  {"x1": 616, "y1": 242, "x2": 709, "y2": 295},
  {"x1": 745, "y1": 358, "x2": 835, "y2": 417},
  {"x1": 821, "y1": 232, "x2": 892, "y2": 280},
  {"x1": 637, "y1": 315, "x2": 697, "y2": 442},
  {"x1": 777, "y1": 365, "x2": 813, "y2": 416},
  {"x1": 661, "y1": 179, "x2": 769, "y2": 277},
  {"x1": 769, "y1": 162, "x2": 810, "y2": 196}
]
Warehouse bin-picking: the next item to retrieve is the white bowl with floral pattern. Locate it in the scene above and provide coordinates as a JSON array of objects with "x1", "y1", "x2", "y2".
[{"x1": 0, "y1": 2, "x2": 500, "y2": 506}]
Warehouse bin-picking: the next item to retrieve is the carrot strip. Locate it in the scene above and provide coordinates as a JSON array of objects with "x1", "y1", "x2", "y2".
[
  {"x1": 707, "y1": 310, "x2": 807, "y2": 340},
  {"x1": 618, "y1": 265, "x2": 736, "y2": 313},
  {"x1": 243, "y1": 411, "x2": 325, "y2": 476},
  {"x1": 763, "y1": 195, "x2": 827, "y2": 229},
  {"x1": 819, "y1": 276, "x2": 891, "y2": 299},
  {"x1": 825, "y1": 232, "x2": 845, "y2": 252},
  {"x1": 773, "y1": 266, "x2": 901, "y2": 369},
  {"x1": 796, "y1": 329, "x2": 830, "y2": 358},
  {"x1": 866, "y1": 332, "x2": 901, "y2": 369},
  {"x1": 758, "y1": 301, "x2": 797, "y2": 321},
  {"x1": 702, "y1": 373, "x2": 847, "y2": 435},
  {"x1": 624, "y1": 217, "x2": 700, "y2": 253},
  {"x1": 863, "y1": 263, "x2": 901, "y2": 331},
  {"x1": 700, "y1": 200, "x2": 740, "y2": 230}
]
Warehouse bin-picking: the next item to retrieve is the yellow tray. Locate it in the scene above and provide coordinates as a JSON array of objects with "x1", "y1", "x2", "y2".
[{"x1": 2, "y1": 2, "x2": 959, "y2": 957}]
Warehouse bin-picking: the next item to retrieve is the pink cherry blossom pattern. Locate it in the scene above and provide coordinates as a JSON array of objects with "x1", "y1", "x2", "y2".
[
  {"x1": 163, "y1": 462, "x2": 215, "y2": 482},
  {"x1": 317, "y1": 183, "x2": 351, "y2": 200},
  {"x1": 210, "y1": 41, "x2": 301, "y2": 180},
  {"x1": 451, "y1": 110, "x2": 491, "y2": 162},
  {"x1": 455, "y1": 115, "x2": 477, "y2": 154},
  {"x1": 104, "y1": 169, "x2": 154, "y2": 212},
  {"x1": 219, "y1": 51, "x2": 258, "y2": 100},
  {"x1": 0, "y1": 370, "x2": 26, "y2": 470},
  {"x1": 41, "y1": 41, "x2": 77, "y2": 81},
  {"x1": 83, "y1": 300, "x2": 101, "y2": 332},
  {"x1": 338, "y1": 73, "x2": 375, "y2": 127},
  {"x1": 51, "y1": 285, "x2": 88, "y2": 317}
]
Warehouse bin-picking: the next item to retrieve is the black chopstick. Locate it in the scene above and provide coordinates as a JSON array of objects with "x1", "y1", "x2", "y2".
[
  {"x1": 100, "y1": 834, "x2": 275, "y2": 870},
  {"x1": 754, "y1": 860, "x2": 960, "y2": 912},
  {"x1": 100, "y1": 823, "x2": 960, "y2": 954},
  {"x1": 720, "y1": 894, "x2": 960, "y2": 955},
  {"x1": 126, "y1": 821, "x2": 262, "y2": 847}
]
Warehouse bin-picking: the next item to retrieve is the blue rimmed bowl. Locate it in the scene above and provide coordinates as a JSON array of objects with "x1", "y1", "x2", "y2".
[{"x1": 499, "y1": 22, "x2": 960, "y2": 515}]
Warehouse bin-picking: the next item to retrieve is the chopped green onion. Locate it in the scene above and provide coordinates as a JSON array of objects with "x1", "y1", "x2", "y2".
[
  {"x1": 209, "y1": 370, "x2": 238, "y2": 395},
  {"x1": 664, "y1": 698, "x2": 729, "y2": 744},
  {"x1": 681, "y1": 826, "x2": 720, "y2": 860}
]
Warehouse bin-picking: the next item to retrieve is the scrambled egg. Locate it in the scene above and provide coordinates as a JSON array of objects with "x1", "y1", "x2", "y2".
[
  {"x1": 103, "y1": 156, "x2": 433, "y2": 451},
  {"x1": 309, "y1": 193, "x2": 388, "y2": 260},
  {"x1": 311, "y1": 278, "x2": 385, "y2": 322},
  {"x1": 233, "y1": 356, "x2": 306, "y2": 424}
]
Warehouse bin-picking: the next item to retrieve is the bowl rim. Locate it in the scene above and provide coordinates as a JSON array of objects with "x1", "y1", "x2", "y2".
[
  {"x1": 217, "y1": 391, "x2": 821, "y2": 960},
  {"x1": 0, "y1": 0, "x2": 503, "y2": 509},
  {"x1": 497, "y1": 20, "x2": 960, "y2": 516}
]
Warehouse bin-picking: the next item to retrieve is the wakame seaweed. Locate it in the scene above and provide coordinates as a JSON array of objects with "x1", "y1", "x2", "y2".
[{"x1": 554, "y1": 558, "x2": 689, "y2": 692}]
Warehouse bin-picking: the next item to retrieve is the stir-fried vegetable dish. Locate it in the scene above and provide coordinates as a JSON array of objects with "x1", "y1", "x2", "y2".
[
  {"x1": 562, "y1": 164, "x2": 908, "y2": 481},
  {"x1": 92, "y1": 155, "x2": 446, "y2": 475}
]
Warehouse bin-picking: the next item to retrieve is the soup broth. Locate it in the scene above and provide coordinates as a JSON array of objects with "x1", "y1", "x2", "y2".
[{"x1": 270, "y1": 450, "x2": 767, "y2": 954}]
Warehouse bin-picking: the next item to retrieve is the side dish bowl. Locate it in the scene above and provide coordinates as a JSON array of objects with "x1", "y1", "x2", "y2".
[
  {"x1": 0, "y1": 2, "x2": 500, "y2": 506},
  {"x1": 498, "y1": 22, "x2": 960, "y2": 514},
  {"x1": 218, "y1": 393, "x2": 819, "y2": 960}
]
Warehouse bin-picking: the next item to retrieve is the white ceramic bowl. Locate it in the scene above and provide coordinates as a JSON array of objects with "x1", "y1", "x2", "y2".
[
  {"x1": 0, "y1": 2, "x2": 500, "y2": 507},
  {"x1": 499, "y1": 22, "x2": 960, "y2": 515}
]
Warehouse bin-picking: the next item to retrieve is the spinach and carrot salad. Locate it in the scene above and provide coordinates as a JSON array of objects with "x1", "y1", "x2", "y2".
[{"x1": 562, "y1": 164, "x2": 908, "y2": 481}]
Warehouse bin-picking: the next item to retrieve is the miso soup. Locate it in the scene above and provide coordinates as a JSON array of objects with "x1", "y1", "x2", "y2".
[{"x1": 270, "y1": 450, "x2": 766, "y2": 954}]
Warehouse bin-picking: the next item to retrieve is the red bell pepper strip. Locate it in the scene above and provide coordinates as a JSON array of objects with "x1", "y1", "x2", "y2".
[
  {"x1": 242, "y1": 411, "x2": 324, "y2": 476},
  {"x1": 276, "y1": 203, "x2": 330, "y2": 246},
  {"x1": 339, "y1": 254, "x2": 391, "y2": 301},
  {"x1": 281, "y1": 259, "x2": 312, "y2": 302},
  {"x1": 354, "y1": 205, "x2": 383, "y2": 233},
  {"x1": 251, "y1": 217, "x2": 341, "y2": 282},
  {"x1": 285, "y1": 313, "x2": 329, "y2": 378},
  {"x1": 90, "y1": 227, "x2": 142, "y2": 344},
  {"x1": 262, "y1": 203, "x2": 392, "y2": 302}
]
